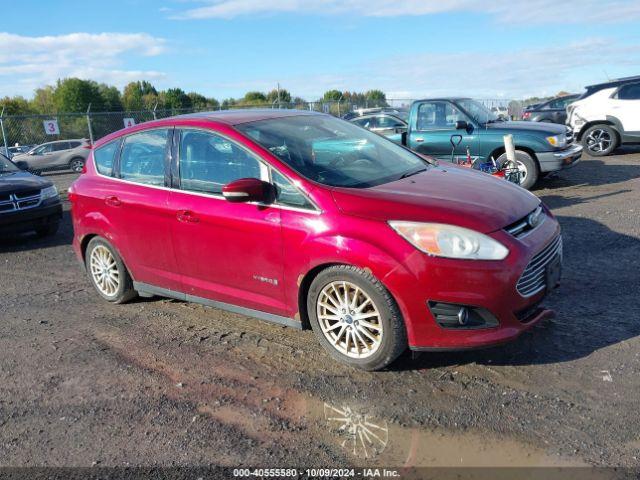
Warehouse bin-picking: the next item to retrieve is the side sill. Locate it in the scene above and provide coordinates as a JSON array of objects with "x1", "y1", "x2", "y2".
[{"x1": 133, "y1": 281, "x2": 302, "y2": 330}]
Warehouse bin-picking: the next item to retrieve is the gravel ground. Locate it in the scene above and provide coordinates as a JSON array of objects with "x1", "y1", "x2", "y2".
[{"x1": 0, "y1": 149, "x2": 639, "y2": 469}]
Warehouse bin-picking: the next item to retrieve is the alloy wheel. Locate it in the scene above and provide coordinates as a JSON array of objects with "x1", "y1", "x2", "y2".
[
  {"x1": 89, "y1": 245, "x2": 120, "y2": 297},
  {"x1": 71, "y1": 160, "x2": 84, "y2": 172},
  {"x1": 316, "y1": 281, "x2": 383, "y2": 359},
  {"x1": 585, "y1": 128, "x2": 612, "y2": 154}
]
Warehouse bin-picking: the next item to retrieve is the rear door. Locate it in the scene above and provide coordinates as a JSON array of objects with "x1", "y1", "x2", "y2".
[
  {"x1": 102, "y1": 128, "x2": 180, "y2": 290},
  {"x1": 168, "y1": 128, "x2": 287, "y2": 315},
  {"x1": 49, "y1": 141, "x2": 72, "y2": 168}
]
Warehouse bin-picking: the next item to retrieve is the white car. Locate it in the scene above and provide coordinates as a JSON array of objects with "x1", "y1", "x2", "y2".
[{"x1": 567, "y1": 76, "x2": 640, "y2": 156}]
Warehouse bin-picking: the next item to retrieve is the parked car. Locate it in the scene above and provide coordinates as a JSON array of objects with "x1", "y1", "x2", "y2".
[
  {"x1": 395, "y1": 98, "x2": 582, "y2": 190},
  {"x1": 343, "y1": 107, "x2": 408, "y2": 122},
  {"x1": 490, "y1": 105, "x2": 509, "y2": 119},
  {"x1": 12, "y1": 139, "x2": 91, "y2": 174},
  {"x1": 70, "y1": 110, "x2": 562, "y2": 370},
  {"x1": 567, "y1": 76, "x2": 640, "y2": 156},
  {"x1": 349, "y1": 113, "x2": 408, "y2": 143},
  {"x1": 0, "y1": 153, "x2": 62, "y2": 237},
  {"x1": 522, "y1": 94, "x2": 578, "y2": 124}
]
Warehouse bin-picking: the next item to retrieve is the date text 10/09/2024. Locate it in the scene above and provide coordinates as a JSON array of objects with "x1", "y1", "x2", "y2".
[{"x1": 232, "y1": 468, "x2": 402, "y2": 478}]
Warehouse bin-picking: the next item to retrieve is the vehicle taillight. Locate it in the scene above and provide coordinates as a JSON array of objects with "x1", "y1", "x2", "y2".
[{"x1": 81, "y1": 163, "x2": 87, "y2": 174}]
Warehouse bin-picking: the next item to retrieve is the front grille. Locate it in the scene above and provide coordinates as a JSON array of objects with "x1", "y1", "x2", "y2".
[
  {"x1": 516, "y1": 235, "x2": 562, "y2": 297},
  {"x1": 0, "y1": 190, "x2": 42, "y2": 214},
  {"x1": 505, "y1": 206, "x2": 544, "y2": 238}
]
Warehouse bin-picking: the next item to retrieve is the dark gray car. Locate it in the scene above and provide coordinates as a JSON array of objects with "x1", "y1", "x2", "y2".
[
  {"x1": 12, "y1": 139, "x2": 91, "y2": 174},
  {"x1": 522, "y1": 94, "x2": 578, "y2": 124}
]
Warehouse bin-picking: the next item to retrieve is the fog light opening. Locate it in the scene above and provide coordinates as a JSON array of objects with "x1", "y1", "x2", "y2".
[
  {"x1": 457, "y1": 307, "x2": 469, "y2": 326},
  {"x1": 428, "y1": 301, "x2": 499, "y2": 330}
]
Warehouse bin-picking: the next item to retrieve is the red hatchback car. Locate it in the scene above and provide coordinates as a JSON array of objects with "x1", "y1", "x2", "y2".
[{"x1": 69, "y1": 110, "x2": 562, "y2": 370}]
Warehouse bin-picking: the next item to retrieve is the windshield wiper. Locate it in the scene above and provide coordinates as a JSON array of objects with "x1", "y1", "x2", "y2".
[{"x1": 399, "y1": 167, "x2": 427, "y2": 180}]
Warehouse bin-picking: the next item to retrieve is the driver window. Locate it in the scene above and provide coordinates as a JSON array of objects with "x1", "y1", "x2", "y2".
[
  {"x1": 35, "y1": 144, "x2": 53, "y2": 155},
  {"x1": 179, "y1": 129, "x2": 266, "y2": 195},
  {"x1": 417, "y1": 102, "x2": 463, "y2": 129}
]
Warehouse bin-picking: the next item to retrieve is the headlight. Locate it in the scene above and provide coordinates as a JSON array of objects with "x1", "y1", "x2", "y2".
[
  {"x1": 545, "y1": 134, "x2": 566, "y2": 148},
  {"x1": 40, "y1": 185, "x2": 58, "y2": 200},
  {"x1": 389, "y1": 221, "x2": 509, "y2": 260}
]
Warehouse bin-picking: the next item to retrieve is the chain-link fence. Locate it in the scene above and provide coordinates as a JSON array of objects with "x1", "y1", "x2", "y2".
[{"x1": 0, "y1": 98, "x2": 519, "y2": 154}]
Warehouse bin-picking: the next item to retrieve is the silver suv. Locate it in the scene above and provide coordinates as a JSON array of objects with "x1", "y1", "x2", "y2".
[{"x1": 12, "y1": 139, "x2": 91, "y2": 174}]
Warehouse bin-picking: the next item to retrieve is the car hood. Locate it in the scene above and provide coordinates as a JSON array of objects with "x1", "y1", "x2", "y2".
[
  {"x1": 331, "y1": 165, "x2": 540, "y2": 233},
  {"x1": 0, "y1": 170, "x2": 52, "y2": 195},
  {"x1": 485, "y1": 120, "x2": 566, "y2": 135}
]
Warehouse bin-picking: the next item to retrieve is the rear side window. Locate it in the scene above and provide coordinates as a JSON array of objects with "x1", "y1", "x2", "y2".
[
  {"x1": 94, "y1": 140, "x2": 120, "y2": 177},
  {"x1": 178, "y1": 129, "x2": 263, "y2": 194},
  {"x1": 617, "y1": 83, "x2": 640, "y2": 100},
  {"x1": 352, "y1": 117, "x2": 376, "y2": 129},
  {"x1": 69, "y1": 141, "x2": 82, "y2": 148},
  {"x1": 119, "y1": 129, "x2": 169, "y2": 186},
  {"x1": 52, "y1": 142, "x2": 70, "y2": 151},
  {"x1": 377, "y1": 115, "x2": 405, "y2": 128}
]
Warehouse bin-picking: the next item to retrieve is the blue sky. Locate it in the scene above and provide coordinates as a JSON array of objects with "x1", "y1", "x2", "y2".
[{"x1": 1, "y1": 0, "x2": 640, "y2": 101}]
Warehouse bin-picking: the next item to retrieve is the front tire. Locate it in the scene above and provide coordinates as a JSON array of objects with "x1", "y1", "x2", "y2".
[
  {"x1": 582, "y1": 124, "x2": 618, "y2": 156},
  {"x1": 307, "y1": 265, "x2": 407, "y2": 371},
  {"x1": 497, "y1": 150, "x2": 538, "y2": 190},
  {"x1": 85, "y1": 237, "x2": 136, "y2": 304}
]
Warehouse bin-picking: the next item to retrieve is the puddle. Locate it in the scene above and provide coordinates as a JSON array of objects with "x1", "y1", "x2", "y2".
[{"x1": 95, "y1": 329, "x2": 586, "y2": 468}]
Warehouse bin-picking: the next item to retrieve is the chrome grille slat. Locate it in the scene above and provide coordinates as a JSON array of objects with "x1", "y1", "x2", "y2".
[
  {"x1": 517, "y1": 235, "x2": 562, "y2": 297},
  {"x1": 0, "y1": 191, "x2": 42, "y2": 214}
]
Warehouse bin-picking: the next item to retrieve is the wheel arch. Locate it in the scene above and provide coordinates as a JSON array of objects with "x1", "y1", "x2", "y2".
[
  {"x1": 489, "y1": 144, "x2": 539, "y2": 165},
  {"x1": 577, "y1": 119, "x2": 621, "y2": 142},
  {"x1": 297, "y1": 262, "x2": 347, "y2": 329}
]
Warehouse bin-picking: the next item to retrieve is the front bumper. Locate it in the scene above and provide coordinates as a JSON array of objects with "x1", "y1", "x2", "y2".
[
  {"x1": 385, "y1": 212, "x2": 562, "y2": 350},
  {"x1": 0, "y1": 201, "x2": 62, "y2": 236},
  {"x1": 537, "y1": 144, "x2": 582, "y2": 173}
]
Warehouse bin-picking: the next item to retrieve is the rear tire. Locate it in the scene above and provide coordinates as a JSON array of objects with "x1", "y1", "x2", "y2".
[
  {"x1": 85, "y1": 237, "x2": 136, "y2": 304},
  {"x1": 581, "y1": 124, "x2": 618, "y2": 157},
  {"x1": 497, "y1": 150, "x2": 538, "y2": 190},
  {"x1": 307, "y1": 265, "x2": 407, "y2": 371},
  {"x1": 69, "y1": 157, "x2": 85, "y2": 173}
]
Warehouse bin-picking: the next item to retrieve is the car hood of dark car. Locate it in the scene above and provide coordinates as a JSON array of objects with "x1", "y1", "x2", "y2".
[
  {"x1": 331, "y1": 165, "x2": 540, "y2": 233},
  {"x1": 485, "y1": 120, "x2": 566, "y2": 135},
  {"x1": 0, "y1": 170, "x2": 53, "y2": 195}
]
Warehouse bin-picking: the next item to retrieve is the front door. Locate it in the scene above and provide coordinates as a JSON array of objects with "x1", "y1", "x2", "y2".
[
  {"x1": 408, "y1": 101, "x2": 479, "y2": 163},
  {"x1": 169, "y1": 128, "x2": 287, "y2": 316}
]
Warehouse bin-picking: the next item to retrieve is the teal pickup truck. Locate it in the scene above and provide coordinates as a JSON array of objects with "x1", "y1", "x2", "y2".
[{"x1": 348, "y1": 98, "x2": 583, "y2": 189}]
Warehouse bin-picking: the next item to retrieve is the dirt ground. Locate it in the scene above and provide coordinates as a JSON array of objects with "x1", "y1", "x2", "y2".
[{"x1": 0, "y1": 148, "x2": 639, "y2": 471}]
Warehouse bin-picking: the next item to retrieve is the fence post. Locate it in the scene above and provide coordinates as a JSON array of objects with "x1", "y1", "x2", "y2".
[
  {"x1": 86, "y1": 104, "x2": 94, "y2": 144},
  {"x1": 0, "y1": 107, "x2": 8, "y2": 155},
  {"x1": 153, "y1": 103, "x2": 158, "y2": 120}
]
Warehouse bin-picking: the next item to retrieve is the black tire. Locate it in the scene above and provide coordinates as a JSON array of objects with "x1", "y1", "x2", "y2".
[
  {"x1": 35, "y1": 222, "x2": 59, "y2": 237},
  {"x1": 69, "y1": 157, "x2": 85, "y2": 173},
  {"x1": 306, "y1": 265, "x2": 407, "y2": 371},
  {"x1": 497, "y1": 150, "x2": 539, "y2": 190},
  {"x1": 581, "y1": 124, "x2": 618, "y2": 157},
  {"x1": 85, "y1": 237, "x2": 136, "y2": 304}
]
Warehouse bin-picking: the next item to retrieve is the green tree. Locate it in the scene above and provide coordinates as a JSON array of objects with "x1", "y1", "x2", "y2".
[
  {"x1": 53, "y1": 78, "x2": 105, "y2": 112},
  {"x1": 188, "y1": 92, "x2": 219, "y2": 110},
  {"x1": 221, "y1": 98, "x2": 237, "y2": 110},
  {"x1": 364, "y1": 89, "x2": 388, "y2": 107},
  {"x1": 122, "y1": 81, "x2": 158, "y2": 111},
  {"x1": 266, "y1": 88, "x2": 291, "y2": 104},
  {"x1": 98, "y1": 84, "x2": 123, "y2": 111},
  {"x1": 0, "y1": 96, "x2": 33, "y2": 115},
  {"x1": 30, "y1": 86, "x2": 56, "y2": 113},
  {"x1": 242, "y1": 91, "x2": 267, "y2": 105},
  {"x1": 162, "y1": 88, "x2": 192, "y2": 109},
  {"x1": 322, "y1": 90, "x2": 342, "y2": 102}
]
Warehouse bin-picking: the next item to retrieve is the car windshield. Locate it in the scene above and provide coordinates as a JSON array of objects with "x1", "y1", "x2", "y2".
[
  {"x1": 457, "y1": 99, "x2": 500, "y2": 124},
  {"x1": 0, "y1": 154, "x2": 19, "y2": 174},
  {"x1": 236, "y1": 115, "x2": 429, "y2": 188}
]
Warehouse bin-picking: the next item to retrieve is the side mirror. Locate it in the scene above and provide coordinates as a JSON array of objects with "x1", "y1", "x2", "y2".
[
  {"x1": 222, "y1": 178, "x2": 273, "y2": 203},
  {"x1": 455, "y1": 120, "x2": 469, "y2": 131}
]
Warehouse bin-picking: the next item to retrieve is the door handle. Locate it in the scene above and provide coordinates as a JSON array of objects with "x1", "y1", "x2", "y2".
[
  {"x1": 177, "y1": 210, "x2": 199, "y2": 223},
  {"x1": 105, "y1": 195, "x2": 122, "y2": 207},
  {"x1": 415, "y1": 137, "x2": 424, "y2": 143}
]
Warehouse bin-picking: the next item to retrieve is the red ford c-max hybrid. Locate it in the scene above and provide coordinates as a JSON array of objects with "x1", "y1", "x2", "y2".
[{"x1": 69, "y1": 110, "x2": 561, "y2": 370}]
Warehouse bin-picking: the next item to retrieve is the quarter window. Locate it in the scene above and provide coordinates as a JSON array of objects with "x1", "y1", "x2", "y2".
[
  {"x1": 617, "y1": 83, "x2": 640, "y2": 100},
  {"x1": 119, "y1": 129, "x2": 168, "y2": 186},
  {"x1": 94, "y1": 140, "x2": 120, "y2": 176},
  {"x1": 271, "y1": 169, "x2": 314, "y2": 210},
  {"x1": 179, "y1": 129, "x2": 264, "y2": 194}
]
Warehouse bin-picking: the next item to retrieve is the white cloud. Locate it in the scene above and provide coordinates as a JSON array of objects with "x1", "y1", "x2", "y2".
[
  {"x1": 204, "y1": 38, "x2": 640, "y2": 99},
  {"x1": 171, "y1": 0, "x2": 640, "y2": 23},
  {"x1": 0, "y1": 32, "x2": 167, "y2": 97}
]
